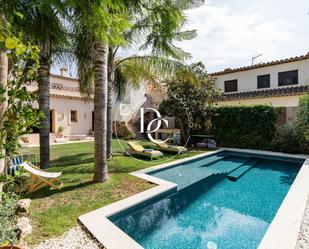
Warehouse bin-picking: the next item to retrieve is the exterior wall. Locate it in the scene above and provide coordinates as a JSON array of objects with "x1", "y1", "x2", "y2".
[
  {"x1": 51, "y1": 74, "x2": 79, "y2": 88},
  {"x1": 112, "y1": 82, "x2": 148, "y2": 122},
  {"x1": 217, "y1": 95, "x2": 301, "y2": 107},
  {"x1": 147, "y1": 84, "x2": 167, "y2": 109},
  {"x1": 214, "y1": 59, "x2": 309, "y2": 93},
  {"x1": 50, "y1": 97, "x2": 93, "y2": 135}
]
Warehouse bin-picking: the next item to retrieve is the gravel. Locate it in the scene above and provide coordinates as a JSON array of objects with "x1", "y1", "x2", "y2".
[
  {"x1": 26, "y1": 226, "x2": 104, "y2": 249},
  {"x1": 296, "y1": 196, "x2": 309, "y2": 249}
]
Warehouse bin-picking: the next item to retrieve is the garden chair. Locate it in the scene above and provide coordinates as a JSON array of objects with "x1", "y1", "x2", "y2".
[
  {"x1": 153, "y1": 140, "x2": 187, "y2": 154},
  {"x1": 196, "y1": 138, "x2": 217, "y2": 149},
  {"x1": 126, "y1": 141, "x2": 163, "y2": 160},
  {"x1": 19, "y1": 161, "x2": 63, "y2": 193}
]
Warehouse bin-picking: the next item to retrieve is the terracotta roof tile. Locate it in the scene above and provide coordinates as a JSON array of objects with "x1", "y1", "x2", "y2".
[
  {"x1": 219, "y1": 85, "x2": 309, "y2": 101},
  {"x1": 210, "y1": 54, "x2": 309, "y2": 76},
  {"x1": 26, "y1": 83, "x2": 93, "y2": 99}
]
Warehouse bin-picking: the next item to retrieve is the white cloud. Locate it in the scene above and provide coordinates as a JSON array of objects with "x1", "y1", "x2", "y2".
[
  {"x1": 53, "y1": 1, "x2": 309, "y2": 76},
  {"x1": 178, "y1": 0, "x2": 309, "y2": 72}
]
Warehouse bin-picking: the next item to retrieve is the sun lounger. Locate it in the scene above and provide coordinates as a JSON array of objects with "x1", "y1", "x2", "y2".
[
  {"x1": 126, "y1": 141, "x2": 163, "y2": 160},
  {"x1": 19, "y1": 161, "x2": 63, "y2": 193},
  {"x1": 196, "y1": 138, "x2": 217, "y2": 149},
  {"x1": 154, "y1": 140, "x2": 187, "y2": 154}
]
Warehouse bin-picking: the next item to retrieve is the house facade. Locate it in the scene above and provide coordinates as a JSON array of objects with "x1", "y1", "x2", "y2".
[
  {"x1": 24, "y1": 68, "x2": 149, "y2": 145},
  {"x1": 211, "y1": 54, "x2": 309, "y2": 124},
  {"x1": 23, "y1": 54, "x2": 309, "y2": 145},
  {"x1": 212, "y1": 54, "x2": 309, "y2": 107}
]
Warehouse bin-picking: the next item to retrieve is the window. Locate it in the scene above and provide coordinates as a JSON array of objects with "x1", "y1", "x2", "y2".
[
  {"x1": 278, "y1": 70, "x2": 298, "y2": 86},
  {"x1": 70, "y1": 110, "x2": 78, "y2": 123},
  {"x1": 257, "y1": 74, "x2": 270, "y2": 89},
  {"x1": 224, "y1": 79, "x2": 238, "y2": 92}
]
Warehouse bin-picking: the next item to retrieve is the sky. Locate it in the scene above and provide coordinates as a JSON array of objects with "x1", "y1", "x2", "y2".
[
  {"x1": 179, "y1": 0, "x2": 309, "y2": 73},
  {"x1": 52, "y1": 0, "x2": 309, "y2": 76}
]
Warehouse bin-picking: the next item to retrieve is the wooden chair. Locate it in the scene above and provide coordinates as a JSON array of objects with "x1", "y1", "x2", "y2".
[{"x1": 19, "y1": 161, "x2": 63, "y2": 193}]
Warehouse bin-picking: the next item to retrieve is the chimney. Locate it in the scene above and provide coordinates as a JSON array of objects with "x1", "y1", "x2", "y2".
[{"x1": 60, "y1": 67, "x2": 67, "y2": 77}]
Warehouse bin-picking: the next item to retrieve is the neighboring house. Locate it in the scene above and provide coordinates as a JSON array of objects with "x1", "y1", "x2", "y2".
[
  {"x1": 24, "y1": 68, "x2": 149, "y2": 145},
  {"x1": 211, "y1": 53, "x2": 309, "y2": 123}
]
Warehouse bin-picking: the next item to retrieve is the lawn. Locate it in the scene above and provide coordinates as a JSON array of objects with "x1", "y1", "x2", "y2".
[{"x1": 20, "y1": 139, "x2": 203, "y2": 245}]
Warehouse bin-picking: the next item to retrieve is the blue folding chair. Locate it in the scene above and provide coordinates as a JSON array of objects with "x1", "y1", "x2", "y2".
[{"x1": 8, "y1": 155, "x2": 23, "y2": 176}]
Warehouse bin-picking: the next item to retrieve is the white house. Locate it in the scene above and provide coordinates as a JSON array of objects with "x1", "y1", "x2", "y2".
[
  {"x1": 210, "y1": 53, "x2": 309, "y2": 123},
  {"x1": 24, "y1": 68, "x2": 149, "y2": 145},
  {"x1": 211, "y1": 53, "x2": 309, "y2": 107}
]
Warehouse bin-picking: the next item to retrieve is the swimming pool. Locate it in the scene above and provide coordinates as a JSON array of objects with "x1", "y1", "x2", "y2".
[{"x1": 109, "y1": 151, "x2": 304, "y2": 249}]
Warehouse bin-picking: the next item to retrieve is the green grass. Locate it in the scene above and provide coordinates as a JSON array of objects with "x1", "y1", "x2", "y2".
[{"x1": 20, "y1": 139, "x2": 204, "y2": 244}]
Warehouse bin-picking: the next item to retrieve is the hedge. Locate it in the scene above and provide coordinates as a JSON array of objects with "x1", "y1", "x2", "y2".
[{"x1": 211, "y1": 105, "x2": 277, "y2": 149}]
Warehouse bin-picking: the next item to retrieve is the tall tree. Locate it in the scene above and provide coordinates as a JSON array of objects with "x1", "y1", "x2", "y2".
[
  {"x1": 159, "y1": 62, "x2": 220, "y2": 143},
  {"x1": 72, "y1": 0, "x2": 130, "y2": 182},
  {"x1": 0, "y1": 29, "x2": 8, "y2": 174},
  {"x1": 104, "y1": 0, "x2": 205, "y2": 159},
  {"x1": 11, "y1": 0, "x2": 69, "y2": 168}
]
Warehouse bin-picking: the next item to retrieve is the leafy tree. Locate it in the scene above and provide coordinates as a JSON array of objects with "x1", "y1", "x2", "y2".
[
  {"x1": 159, "y1": 62, "x2": 220, "y2": 143},
  {"x1": 0, "y1": 31, "x2": 41, "y2": 168},
  {"x1": 73, "y1": 0, "x2": 204, "y2": 181},
  {"x1": 72, "y1": 0, "x2": 131, "y2": 182},
  {"x1": 7, "y1": 0, "x2": 69, "y2": 168},
  {"x1": 104, "y1": 0, "x2": 205, "y2": 159}
]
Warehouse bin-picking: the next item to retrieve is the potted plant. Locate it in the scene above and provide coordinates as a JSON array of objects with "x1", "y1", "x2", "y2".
[{"x1": 57, "y1": 126, "x2": 64, "y2": 138}]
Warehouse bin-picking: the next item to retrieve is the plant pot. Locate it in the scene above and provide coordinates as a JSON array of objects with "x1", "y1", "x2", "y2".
[{"x1": 0, "y1": 245, "x2": 24, "y2": 249}]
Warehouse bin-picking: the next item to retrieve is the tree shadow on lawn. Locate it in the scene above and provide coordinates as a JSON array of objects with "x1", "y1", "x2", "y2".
[
  {"x1": 50, "y1": 153, "x2": 94, "y2": 167},
  {"x1": 24, "y1": 180, "x2": 94, "y2": 200}
]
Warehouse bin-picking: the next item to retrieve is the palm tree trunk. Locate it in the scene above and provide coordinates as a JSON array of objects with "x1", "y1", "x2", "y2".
[
  {"x1": 106, "y1": 77, "x2": 113, "y2": 160},
  {"x1": 0, "y1": 48, "x2": 8, "y2": 174},
  {"x1": 106, "y1": 46, "x2": 115, "y2": 160},
  {"x1": 93, "y1": 42, "x2": 109, "y2": 182},
  {"x1": 38, "y1": 57, "x2": 51, "y2": 169}
]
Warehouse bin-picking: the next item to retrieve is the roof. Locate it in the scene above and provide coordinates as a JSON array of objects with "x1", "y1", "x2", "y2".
[
  {"x1": 26, "y1": 82, "x2": 93, "y2": 100},
  {"x1": 219, "y1": 85, "x2": 309, "y2": 101},
  {"x1": 51, "y1": 74, "x2": 78, "y2": 81},
  {"x1": 210, "y1": 53, "x2": 309, "y2": 76}
]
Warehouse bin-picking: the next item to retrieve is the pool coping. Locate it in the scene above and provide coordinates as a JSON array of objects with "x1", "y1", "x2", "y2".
[{"x1": 78, "y1": 149, "x2": 309, "y2": 249}]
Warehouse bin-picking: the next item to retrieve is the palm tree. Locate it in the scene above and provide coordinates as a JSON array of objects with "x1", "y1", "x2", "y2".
[
  {"x1": 12, "y1": 1, "x2": 69, "y2": 168},
  {"x1": 105, "y1": 0, "x2": 205, "y2": 159},
  {"x1": 71, "y1": 0, "x2": 130, "y2": 182}
]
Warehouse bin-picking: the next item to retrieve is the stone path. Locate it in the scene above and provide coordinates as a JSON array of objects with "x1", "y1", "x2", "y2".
[
  {"x1": 26, "y1": 226, "x2": 104, "y2": 249},
  {"x1": 296, "y1": 196, "x2": 309, "y2": 249}
]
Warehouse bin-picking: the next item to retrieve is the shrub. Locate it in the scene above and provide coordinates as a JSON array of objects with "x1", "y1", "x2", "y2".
[
  {"x1": 297, "y1": 94, "x2": 309, "y2": 141},
  {"x1": 211, "y1": 105, "x2": 277, "y2": 149},
  {"x1": 272, "y1": 125, "x2": 309, "y2": 154},
  {"x1": 0, "y1": 192, "x2": 18, "y2": 246},
  {"x1": 112, "y1": 121, "x2": 135, "y2": 139}
]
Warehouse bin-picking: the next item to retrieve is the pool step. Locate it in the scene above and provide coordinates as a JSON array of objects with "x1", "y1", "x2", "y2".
[
  {"x1": 227, "y1": 159, "x2": 259, "y2": 181},
  {"x1": 207, "y1": 157, "x2": 250, "y2": 174},
  {"x1": 200, "y1": 155, "x2": 226, "y2": 167}
]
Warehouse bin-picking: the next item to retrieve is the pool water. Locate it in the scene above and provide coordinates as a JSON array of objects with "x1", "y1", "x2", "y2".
[{"x1": 110, "y1": 153, "x2": 303, "y2": 249}]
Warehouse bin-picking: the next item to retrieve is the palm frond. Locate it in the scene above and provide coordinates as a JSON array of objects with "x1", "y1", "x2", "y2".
[
  {"x1": 113, "y1": 67, "x2": 128, "y2": 100},
  {"x1": 115, "y1": 55, "x2": 192, "y2": 94},
  {"x1": 172, "y1": 0, "x2": 206, "y2": 10},
  {"x1": 74, "y1": 27, "x2": 94, "y2": 97}
]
